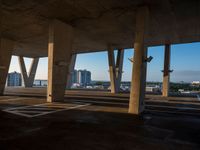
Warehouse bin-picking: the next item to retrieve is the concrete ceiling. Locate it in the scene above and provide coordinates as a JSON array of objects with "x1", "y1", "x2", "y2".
[{"x1": 0, "y1": 0, "x2": 200, "y2": 57}]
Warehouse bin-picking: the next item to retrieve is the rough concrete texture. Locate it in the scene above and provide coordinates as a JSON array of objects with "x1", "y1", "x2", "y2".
[
  {"x1": 47, "y1": 20, "x2": 74, "y2": 102},
  {"x1": 0, "y1": 94, "x2": 200, "y2": 150},
  {"x1": 129, "y1": 6, "x2": 148, "y2": 114},
  {"x1": 0, "y1": 39, "x2": 14, "y2": 94},
  {"x1": 162, "y1": 44, "x2": 171, "y2": 97},
  {"x1": 1, "y1": 0, "x2": 200, "y2": 57},
  {"x1": 18, "y1": 56, "x2": 39, "y2": 87}
]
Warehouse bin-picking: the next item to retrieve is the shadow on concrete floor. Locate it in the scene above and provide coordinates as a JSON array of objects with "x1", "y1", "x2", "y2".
[{"x1": 0, "y1": 106, "x2": 200, "y2": 150}]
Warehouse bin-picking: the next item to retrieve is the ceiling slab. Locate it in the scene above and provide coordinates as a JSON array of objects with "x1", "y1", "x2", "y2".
[{"x1": 0, "y1": 0, "x2": 200, "y2": 57}]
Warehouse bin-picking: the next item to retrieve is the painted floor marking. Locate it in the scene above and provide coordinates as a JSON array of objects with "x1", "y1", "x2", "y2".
[{"x1": 3, "y1": 102, "x2": 91, "y2": 118}]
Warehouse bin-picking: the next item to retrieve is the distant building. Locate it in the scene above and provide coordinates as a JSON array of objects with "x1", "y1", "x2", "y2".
[
  {"x1": 33, "y1": 80, "x2": 47, "y2": 87},
  {"x1": 7, "y1": 71, "x2": 22, "y2": 86},
  {"x1": 71, "y1": 70, "x2": 78, "y2": 84},
  {"x1": 77, "y1": 70, "x2": 91, "y2": 86},
  {"x1": 191, "y1": 81, "x2": 200, "y2": 86},
  {"x1": 146, "y1": 85, "x2": 161, "y2": 93},
  {"x1": 69, "y1": 69, "x2": 91, "y2": 87}
]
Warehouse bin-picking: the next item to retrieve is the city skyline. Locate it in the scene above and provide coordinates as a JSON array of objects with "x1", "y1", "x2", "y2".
[{"x1": 8, "y1": 42, "x2": 200, "y2": 83}]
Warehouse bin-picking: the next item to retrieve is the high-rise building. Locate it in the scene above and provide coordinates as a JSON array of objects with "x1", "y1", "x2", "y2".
[
  {"x1": 71, "y1": 70, "x2": 78, "y2": 84},
  {"x1": 7, "y1": 71, "x2": 22, "y2": 86},
  {"x1": 77, "y1": 70, "x2": 91, "y2": 86},
  {"x1": 69, "y1": 69, "x2": 91, "y2": 87}
]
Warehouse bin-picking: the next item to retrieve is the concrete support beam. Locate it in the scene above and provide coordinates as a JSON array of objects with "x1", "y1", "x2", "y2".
[
  {"x1": 108, "y1": 47, "x2": 124, "y2": 93},
  {"x1": 129, "y1": 6, "x2": 149, "y2": 115},
  {"x1": 18, "y1": 56, "x2": 39, "y2": 87},
  {"x1": 47, "y1": 20, "x2": 74, "y2": 102},
  {"x1": 108, "y1": 45, "x2": 117, "y2": 93},
  {"x1": 162, "y1": 44, "x2": 171, "y2": 97},
  {"x1": 66, "y1": 54, "x2": 77, "y2": 89},
  {"x1": 0, "y1": 38, "x2": 14, "y2": 95},
  {"x1": 115, "y1": 49, "x2": 124, "y2": 92}
]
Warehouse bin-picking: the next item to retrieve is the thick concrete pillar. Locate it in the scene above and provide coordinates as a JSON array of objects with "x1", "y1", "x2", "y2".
[
  {"x1": 115, "y1": 49, "x2": 124, "y2": 92},
  {"x1": 66, "y1": 54, "x2": 77, "y2": 88},
  {"x1": 0, "y1": 38, "x2": 14, "y2": 95},
  {"x1": 162, "y1": 44, "x2": 171, "y2": 97},
  {"x1": 18, "y1": 56, "x2": 39, "y2": 87},
  {"x1": 47, "y1": 20, "x2": 74, "y2": 102},
  {"x1": 129, "y1": 6, "x2": 149, "y2": 114},
  {"x1": 107, "y1": 45, "x2": 117, "y2": 93}
]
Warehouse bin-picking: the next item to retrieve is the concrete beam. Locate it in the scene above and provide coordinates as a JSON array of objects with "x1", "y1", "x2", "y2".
[
  {"x1": 129, "y1": 6, "x2": 149, "y2": 115},
  {"x1": 115, "y1": 49, "x2": 124, "y2": 92},
  {"x1": 0, "y1": 38, "x2": 14, "y2": 95},
  {"x1": 66, "y1": 54, "x2": 77, "y2": 89},
  {"x1": 108, "y1": 47, "x2": 124, "y2": 93},
  {"x1": 107, "y1": 45, "x2": 117, "y2": 93},
  {"x1": 47, "y1": 20, "x2": 74, "y2": 102},
  {"x1": 18, "y1": 56, "x2": 39, "y2": 87},
  {"x1": 162, "y1": 44, "x2": 171, "y2": 97}
]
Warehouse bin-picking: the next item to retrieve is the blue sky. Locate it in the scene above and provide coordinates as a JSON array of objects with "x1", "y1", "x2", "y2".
[{"x1": 9, "y1": 42, "x2": 200, "y2": 83}]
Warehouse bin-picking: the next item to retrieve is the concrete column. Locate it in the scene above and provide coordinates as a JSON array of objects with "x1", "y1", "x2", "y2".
[
  {"x1": 129, "y1": 6, "x2": 149, "y2": 114},
  {"x1": 47, "y1": 20, "x2": 74, "y2": 102},
  {"x1": 107, "y1": 45, "x2": 117, "y2": 93},
  {"x1": 66, "y1": 54, "x2": 77, "y2": 89},
  {"x1": 18, "y1": 56, "x2": 39, "y2": 87},
  {"x1": 141, "y1": 47, "x2": 148, "y2": 101},
  {"x1": 0, "y1": 38, "x2": 14, "y2": 95},
  {"x1": 115, "y1": 49, "x2": 124, "y2": 92},
  {"x1": 162, "y1": 44, "x2": 171, "y2": 97}
]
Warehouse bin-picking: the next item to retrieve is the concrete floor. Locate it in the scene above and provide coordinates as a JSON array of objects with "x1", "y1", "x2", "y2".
[{"x1": 0, "y1": 88, "x2": 200, "y2": 149}]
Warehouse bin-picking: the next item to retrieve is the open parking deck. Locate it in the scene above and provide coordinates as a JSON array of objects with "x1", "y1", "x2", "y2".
[
  {"x1": 0, "y1": 88, "x2": 200, "y2": 149},
  {"x1": 1, "y1": 1, "x2": 200, "y2": 149}
]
